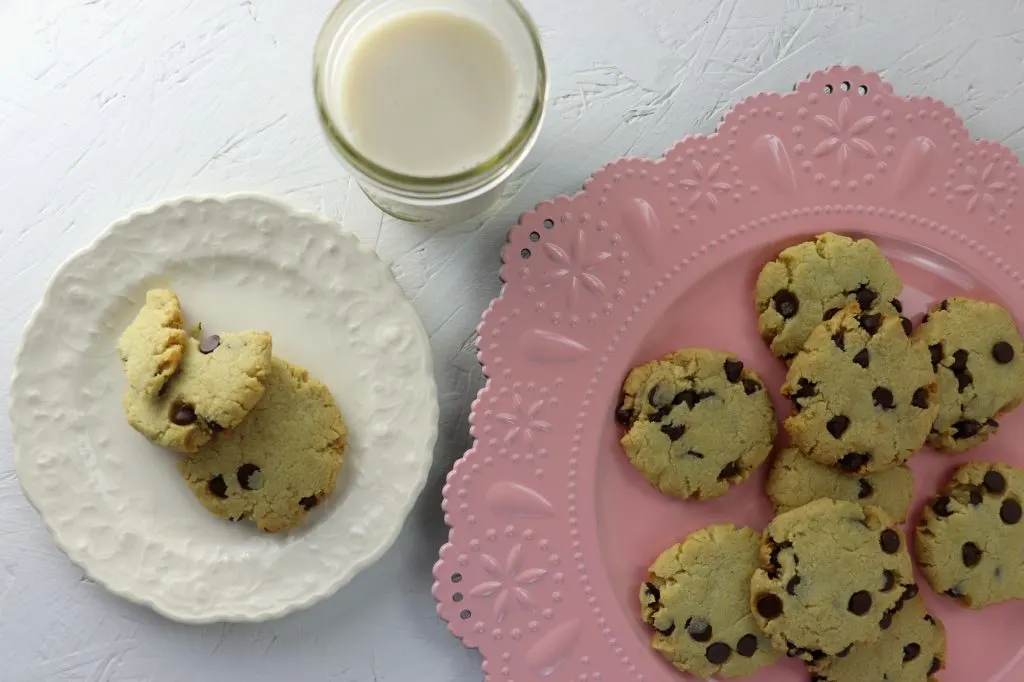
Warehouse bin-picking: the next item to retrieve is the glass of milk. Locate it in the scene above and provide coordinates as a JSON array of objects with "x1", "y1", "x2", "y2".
[{"x1": 315, "y1": 0, "x2": 547, "y2": 225}]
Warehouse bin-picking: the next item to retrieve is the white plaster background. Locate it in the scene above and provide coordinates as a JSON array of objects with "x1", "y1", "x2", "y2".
[{"x1": 1, "y1": 0, "x2": 1023, "y2": 680}]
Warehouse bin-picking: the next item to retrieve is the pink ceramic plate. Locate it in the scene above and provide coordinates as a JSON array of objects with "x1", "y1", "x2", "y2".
[{"x1": 433, "y1": 66, "x2": 1024, "y2": 682}]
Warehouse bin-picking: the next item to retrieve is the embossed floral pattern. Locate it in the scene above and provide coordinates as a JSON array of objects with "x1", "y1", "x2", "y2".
[
  {"x1": 679, "y1": 159, "x2": 732, "y2": 210},
  {"x1": 542, "y1": 229, "x2": 611, "y2": 307},
  {"x1": 813, "y1": 97, "x2": 877, "y2": 174},
  {"x1": 470, "y1": 544, "x2": 547, "y2": 621},
  {"x1": 496, "y1": 394, "x2": 551, "y2": 444},
  {"x1": 955, "y1": 162, "x2": 1007, "y2": 213}
]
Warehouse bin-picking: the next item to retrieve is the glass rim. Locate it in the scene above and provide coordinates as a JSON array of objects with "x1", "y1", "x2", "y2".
[{"x1": 313, "y1": 0, "x2": 548, "y2": 195}]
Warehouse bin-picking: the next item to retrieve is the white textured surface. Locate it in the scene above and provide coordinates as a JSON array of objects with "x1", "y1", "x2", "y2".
[
  {"x1": 1, "y1": 0, "x2": 1023, "y2": 679},
  {"x1": 11, "y1": 196, "x2": 437, "y2": 624}
]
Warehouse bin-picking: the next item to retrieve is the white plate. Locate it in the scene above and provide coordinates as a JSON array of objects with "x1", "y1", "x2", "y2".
[{"x1": 10, "y1": 195, "x2": 438, "y2": 623}]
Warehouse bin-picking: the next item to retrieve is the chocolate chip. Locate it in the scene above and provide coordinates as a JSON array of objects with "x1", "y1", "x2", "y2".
[
  {"x1": 171, "y1": 403, "x2": 197, "y2": 425},
  {"x1": 924, "y1": 614, "x2": 937, "y2": 625},
  {"x1": 755, "y1": 594, "x2": 783, "y2": 619},
  {"x1": 902, "y1": 583, "x2": 919, "y2": 601},
  {"x1": 984, "y1": 470, "x2": 1007, "y2": 494},
  {"x1": 962, "y1": 542, "x2": 983, "y2": 567},
  {"x1": 648, "y1": 384, "x2": 665, "y2": 407},
  {"x1": 199, "y1": 334, "x2": 221, "y2": 354},
  {"x1": 236, "y1": 463, "x2": 261, "y2": 490},
  {"x1": 945, "y1": 586, "x2": 964, "y2": 598},
  {"x1": 956, "y1": 369, "x2": 973, "y2": 393},
  {"x1": 832, "y1": 330, "x2": 846, "y2": 351},
  {"x1": 823, "y1": 307, "x2": 840, "y2": 321},
  {"x1": 929, "y1": 343, "x2": 943, "y2": 370},
  {"x1": 767, "y1": 541, "x2": 792, "y2": 577},
  {"x1": 685, "y1": 450, "x2": 705, "y2": 459},
  {"x1": 921, "y1": 313, "x2": 930, "y2": 324},
  {"x1": 859, "y1": 313, "x2": 882, "y2": 335},
  {"x1": 676, "y1": 389, "x2": 714, "y2": 408},
  {"x1": 881, "y1": 570, "x2": 896, "y2": 592},
  {"x1": 650, "y1": 406, "x2": 672, "y2": 422},
  {"x1": 848, "y1": 591, "x2": 872, "y2": 615},
  {"x1": 614, "y1": 406, "x2": 633, "y2": 426},
  {"x1": 953, "y1": 419, "x2": 981, "y2": 439},
  {"x1": 827, "y1": 416, "x2": 850, "y2": 439},
  {"x1": 839, "y1": 452, "x2": 870, "y2": 473},
  {"x1": 705, "y1": 642, "x2": 731, "y2": 665},
  {"x1": 742, "y1": 378, "x2": 761, "y2": 395},
  {"x1": 879, "y1": 609, "x2": 894, "y2": 629},
  {"x1": 901, "y1": 317, "x2": 913, "y2": 335},
  {"x1": 660, "y1": 423, "x2": 685, "y2": 441},
  {"x1": 793, "y1": 378, "x2": 817, "y2": 398},
  {"x1": 993, "y1": 341, "x2": 1015, "y2": 364},
  {"x1": 987, "y1": 418, "x2": 1000, "y2": 428},
  {"x1": 736, "y1": 634, "x2": 758, "y2": 657},
  {"x1": 932, "y1": 496, "x2": 953, "y2": 517},
  {"x1": 299, "y1": 495, "x2": 319, "y2": 510},
  {"x1": 773, "y1": 290, "x2": 799, "y2": 318},
  {"x1": 853, "y1": 284, "x2": 878, "y2": 310},
  {"x1": 928, "y1": 657, "x2": 942, "y2": 676},
  {"x1": 687, "y1": 617, "x2": 712, "y2": 642},
  {"x1": 903, "y1": 642, "x2": 921, "y2": 662},
  {"x1": 1001, "y1": 498, "x2": 1022, "y2": 524},
  {"x1": 724, "y1": 360, "x2": 744, "y2": 383},
  {"x1": 790, "y1": 378, "x2": 817, "y2": 411},
  {"x1": 858, "y1": 478, "x2": 873, "y2": 499},
  {"x1": 718, "y1": 460, "x2": 742, "y2": 481},
  {"x1": 891, "y1": 298, "x2": 903, "y2": 313},
  {"x1": 786, "y1": 576, "x2": 801, "y2": 595},
  {"x1": 853, "y1": 349, "x2": 870, "y2": 368},
  {"x1": 655, "y1": 621, "x2": 675, "y2": 636},
  {"x1": 940, "y1": 299, "x2": 949, "y2": 311},
  {"x1": 912, "y1": 388, "x2": 930, "y2": 409},
  {"x1": 951, "y1": 349, "x2": 969, "y2": 372},
  {"x1": 836, "y1": 644, "x2": 853, "y2": 658},
  {"x1": 208, "y1": 475, "x2": 228, "y2": 499},
  {"x1": 880, "y1": 529, "x2": 901, "y2": 554},
  {"x1": 872, "y1": 387, "x2": 894, "y2": 409},
  {"x1": 644, "y1": 582, "x2": 661, "y2": 602}
]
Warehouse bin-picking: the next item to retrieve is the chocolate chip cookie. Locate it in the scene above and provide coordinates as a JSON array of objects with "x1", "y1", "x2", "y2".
[
  {"x1": 914, "y1": 297, "x2": 1024, "y2": 452},
  {"x1": 766, "y1": 446, "x2": 914, "y2": 522},
  {"x1": 178, "y1": 356, "x2": 347, "y2": 532},
  {"x1": 116, "y1": 289, "x2": 188, "y2": 398},
  {"x1": 750, "y1": 499, "x2": 917, "y2": 660},
  {"x1": 123, "y1": 329, "x2": 273, "y2": 453},
  {"x1": 916, "y1": 462, "x2": 1024, "y2": 608},
  {"x1": 617, "y1": 348, "x2": 777, "y2": 500},
  {"x1": 808, "y1": 597, "x2": 946, "y2": 682},
  {"x1": 783, "y1": 305, "x2": 938, "y2": 474},
  {"x1": 641, "y1": 524, "x2": 780, "y2": 679},
  {"x1": 756, "y1": 233, "x2": 905, "y2": 361}
]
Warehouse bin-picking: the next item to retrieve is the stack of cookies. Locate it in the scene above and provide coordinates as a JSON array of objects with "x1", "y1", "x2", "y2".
[
  {"x1": 116, "y1": 289, "x2": 347, "y2": 532},
  {"x1": 617, "y1": 233, "x2": 1024, "y2": 680}
]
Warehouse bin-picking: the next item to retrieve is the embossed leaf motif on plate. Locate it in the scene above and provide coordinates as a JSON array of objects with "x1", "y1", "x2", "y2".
[
  {"x1": 680, "y1": 159, "x2": 732, "y2": 210},
  {"x1": 955, "y1": 162, "x2": 1008, "y2": 213},
  {"x1": 496, "y1": 394, "x2": 551, "y2": 445},
  {"x1": 813, "y1": 97, "x2": 878, "y2": 175},
  {"x1": 542, "y1": 229, "x2": 611, "y2": 308},
  {"x1": 470, "y1": 544, "x2": 547, "y2": 621}
]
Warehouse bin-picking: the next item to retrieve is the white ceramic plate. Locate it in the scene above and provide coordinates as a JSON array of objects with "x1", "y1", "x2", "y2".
[{"x1": 10, "y1": 195, "x2": 438, "y2": 623}]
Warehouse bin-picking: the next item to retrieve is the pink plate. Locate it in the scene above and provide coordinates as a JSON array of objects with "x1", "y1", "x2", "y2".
[{"x1": 433, "y1": 66, "x2": 1024, "y2": 682}]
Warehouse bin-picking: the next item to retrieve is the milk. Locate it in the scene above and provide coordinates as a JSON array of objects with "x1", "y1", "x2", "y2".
[{"x1": 337, "y1": 10, "x2": 525, "y2": 178}]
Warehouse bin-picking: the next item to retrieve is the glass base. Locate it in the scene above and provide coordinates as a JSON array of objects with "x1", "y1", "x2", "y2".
[{"x1": 360, "y1": 177, "x2": 509, "y2": 226}]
